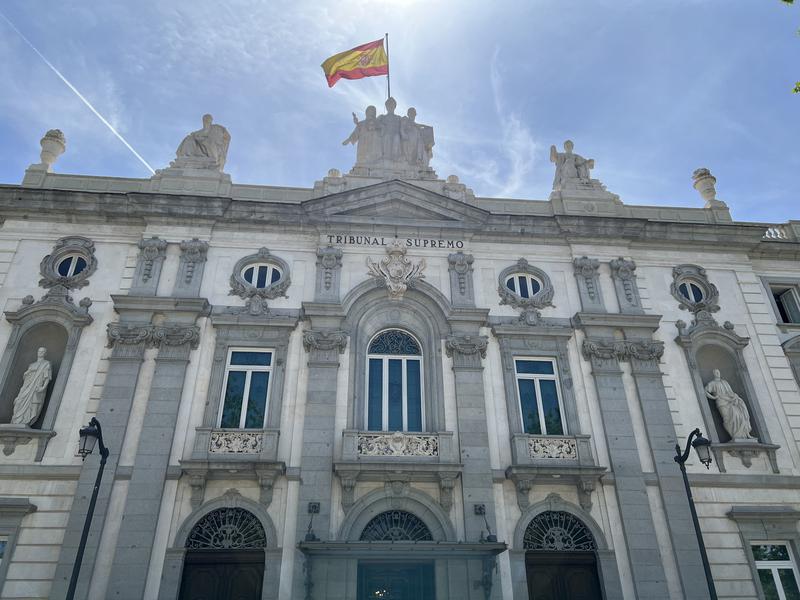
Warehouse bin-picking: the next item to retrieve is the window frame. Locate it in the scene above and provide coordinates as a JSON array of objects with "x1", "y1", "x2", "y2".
[
  {"x1": 751, "y1": 541, "x2": 800, "y2": 600},
  {"x1": 514, "y1": 357, "x2": 567, "y2": 436},
  {"x1": 216, "y1": 347, "x2": 274, "y2": 430},
  {"x1": 364, "y1": 330, "x2": 425, "y2": 432}
]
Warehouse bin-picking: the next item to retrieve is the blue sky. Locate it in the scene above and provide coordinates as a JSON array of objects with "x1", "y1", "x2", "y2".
[{"x1": 0, "y1": 1, "x2": 797, "y2": 222}]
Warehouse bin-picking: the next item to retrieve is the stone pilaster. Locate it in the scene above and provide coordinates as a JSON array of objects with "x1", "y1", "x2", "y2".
[
  {"x1": 130, "y1": 237, "x2": 168, "y2": 295},
  {"x1": 609, "y1": 257, "x2": 644, "y2": 314},
  {"x1": 447, "y1": 252, "x2": 475, "y2": 307},
  {"x1": 173, "y1": 238, "x2": 208, "y2": 297},
  {"x1": 445, "y1": 334, "x2": 498, "y2": 547},
  {"x1": 580, "y1": 337, "x2": 672, "y2": 599},
  {"x1": 573, "y1": 256, "x2": 605, "y2": 312},
  {"x1": 626, "y1": 339, "x2": 712, "y2": 599},
  {"x1": 106, "y1": 321, "x2": 202, "y2": 599},
  {"x1": 293, "y1": 326, "x2": 348, "y2": 595},
  {"x1": 50, "y1": 322, "x2": 151, "y2": 599},
  {"x1": 314, "y1": 246, "x2": 343, "y2": 302}
]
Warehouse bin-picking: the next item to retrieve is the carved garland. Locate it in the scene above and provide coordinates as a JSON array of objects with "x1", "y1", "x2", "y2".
[
  {"x1": 581, "y1": 339, "x2": 665, "y2": 362},
  {"x1": 448, "y1": 251, "x2": 474, "y2": 296},
  {"x1": 610, "y1": 257, "x2": 638, "y2": 305},
  {"x1": 573, "y1": 256, "x2": 601, "y2": 302},
  {"x1": 106, "y1": 323, "x2": 200, "y2": 349},
  {"x1": 498, "y1": 258, "x2": 555, "y2": 325},
  {"x1": 357, "y1": 432, "x2": 439, "y2": 457}
]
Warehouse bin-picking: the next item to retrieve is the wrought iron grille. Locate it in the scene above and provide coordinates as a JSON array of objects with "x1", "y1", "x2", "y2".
[
  {"x1": 186, "y1": 507, "x2": 267, "y2": 549},
  {"x1": 523, "y1": 511, "x2": 596, "y2": 551},
  {"x1": 368, "y1": 330, "x2": 421, "y2": 355},
  {"x1": 360, "y1": 510, "x2": 433, "y2": 542}
]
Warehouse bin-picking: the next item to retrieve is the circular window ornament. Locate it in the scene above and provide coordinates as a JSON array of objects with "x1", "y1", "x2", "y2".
[
  {"x1": 229, "y1": 248, "x2": 291, "y2": 315},
  {"x1": 670, "y1": 264, "x2": 719, "y2": 314},
  {"x1": 39, "y1": 236, "x2": 97, "y2": 290},
  {"x1": 498, "y1": 259, "x2": 554, "y2": 324}
]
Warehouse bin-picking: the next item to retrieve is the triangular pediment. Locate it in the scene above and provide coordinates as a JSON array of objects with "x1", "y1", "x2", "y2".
[{"x1": 302, "y1": 179, "x2": 490, "y2": 227}]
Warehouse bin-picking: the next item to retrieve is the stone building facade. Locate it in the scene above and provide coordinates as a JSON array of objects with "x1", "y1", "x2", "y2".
[{"x1": 1, "y1": 105, "x2": 800, "y2": 599}]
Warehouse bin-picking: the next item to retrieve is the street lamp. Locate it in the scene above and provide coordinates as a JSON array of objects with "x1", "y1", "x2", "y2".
[
  {"x1": 66, "y1": 417, "x2": 109, "y2": 600},
  {"x1": 674, "y1": 428, "x2": 717, "y2": 600}
]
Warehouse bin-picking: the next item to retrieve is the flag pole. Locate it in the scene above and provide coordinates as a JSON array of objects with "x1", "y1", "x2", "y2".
[{"x1": 385, "y1": 32, "x2": 391, "y2": 100}]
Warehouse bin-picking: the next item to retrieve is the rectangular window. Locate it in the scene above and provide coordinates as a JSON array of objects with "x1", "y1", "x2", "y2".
[
  {"x1": 515, "y1": 358, "x2": 565, "y2": 435},
  {"x1": 366, "y1": 356, "x2": 424, "y2": 432},
  {"x1": 752, "y1": 543, "x2": 800, "y2": 600},
  {"x1": 218, "y1": 349, "x2": 273, "y2": 429},
  {"x1": 770, "y1": 285, "x2": 800, "y2": 324}
]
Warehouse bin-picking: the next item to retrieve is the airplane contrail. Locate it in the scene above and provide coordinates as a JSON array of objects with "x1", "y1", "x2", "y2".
[{"x1": 0, "y1": 10, "x2": 156, "y2": 174}]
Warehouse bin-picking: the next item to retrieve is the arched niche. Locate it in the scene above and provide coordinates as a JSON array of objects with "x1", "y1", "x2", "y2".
[
  {"x1": 676, "y1": 321, "x2": 779, "y2": 472},
  {"x1": 0, "y1": 293, "x2": 92, "y2": 459},
  {"x1": 342, "y1": 279, "x2": 454, "y2": 432}
]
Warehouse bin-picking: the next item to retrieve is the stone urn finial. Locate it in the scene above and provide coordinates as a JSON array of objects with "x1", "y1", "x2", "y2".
[
  {"x1": 692, "y1": 167, "x2": 727, "y2": 209},
  {"x1": 39, "y1": 129, "x2": 66, "y2": 172}
]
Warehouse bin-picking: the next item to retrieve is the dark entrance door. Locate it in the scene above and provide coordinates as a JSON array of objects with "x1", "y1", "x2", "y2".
[
  {"x1": 525, "y1": 552, "x2": 602, "y2": 600},
  {"x1": 179, "y1": 549, "x2": 264, "y2": 600},
  {"x1": 357, "y1": 561, "x2": 435, "y2": 600}
]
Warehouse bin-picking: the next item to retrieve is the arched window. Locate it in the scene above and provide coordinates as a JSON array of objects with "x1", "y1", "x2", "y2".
[
  {"x1": 523, "y1": 511, "x2": 596, "y2": 551},
  {"x1": 360, "y1": 510, "x2": 433, "y2": 542},
  {"x1": 186, "y1": 507, "x2": 267, "y2": 550},
  {"x1": 366, "y1": 330, "x2": 423, "y2": 432}
]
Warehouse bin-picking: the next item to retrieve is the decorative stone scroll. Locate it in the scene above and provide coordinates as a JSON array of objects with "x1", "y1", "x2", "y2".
[
  {"x1": 131, "y1": 237, "x2": 168, "y2": 295},
  {"x1": 528, "y1": 436, "x2": 578, "y2": 460},
  {"x1": 366, "y1": 240, "x2": 425, "y2": 300},
  {"x1": 572, "y1": 256, "x2": 604, "y2": 312},
  {"x1": 209, "y1": 430, "x2": 262, "y2": 454},
  {"x1": 445, "y1": 334, "x2": 488, "y2": 369},
  {"x1": 357, "y1": 432, "x2": 439, "y2": 457},
  {"x1": 609, "y1": 257, "x2": 643, "y2": 314},
  {"x1": 174, "y1": 238, "x2": 209, "y2": 297},
  {"x1": 315, "y1": 246, "x2": 343, "y2": 302},
  {"x1": 447, "y1": 252, "x2": 475, "y2": 307}
]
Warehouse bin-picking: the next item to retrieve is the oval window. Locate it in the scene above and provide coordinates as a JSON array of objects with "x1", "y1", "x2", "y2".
[
  {"x1": 242, "y1": 263, "x2": 282, "y2": 289},
  {"x1": 505, "y1": 274, "x2": 542, "y2": 299},
  {"x1": 678, "y1": 281, "x2": 704, "y2": 303},
  {"x1": 57, "y1": 255, "x2": 88, "y2": 278}
]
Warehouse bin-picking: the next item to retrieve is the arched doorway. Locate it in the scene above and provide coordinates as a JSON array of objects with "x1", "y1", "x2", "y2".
[
  {"x1": 523, "y1": 511, "x2": 602, "y2": 600},
  {"x1": 178, "y1": 507, "x2": 266, "y2": 600},
  {"x1": 356, "y1": 510, "x2": 435, "y2": 600}
]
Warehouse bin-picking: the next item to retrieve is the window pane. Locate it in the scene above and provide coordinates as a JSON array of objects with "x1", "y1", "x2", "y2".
[
  {"x1": 759, "y1": 569, "x2": 780, "y2": 600},
  {"x1": 516, "y1": 360, "x2": 554, "y2": 375},
  {"x1": 57, "y1": 257, "x2": 73, "y2": 277},
  {"x1": 518, "y1": 379, "x2": 541, "y2": 434},
  {"x1": 244, "y1": 372, "x2": 269, "y2": 428},
  {"x1": 506, "y1": 278, "x2": 516, "y2": 293},
  {"x1": 74, "y1": 256, "x2": 87, "y2": 274},
  {"x1": 220, "y1": 371, "x2": 246, "y2": 428},
  {"x1": 256, "y1": 265, "x2": 268, "y2": 288},
  {"x1": 780, "y1": 290, "x2": 800, "y2": 323},
  {"x1": 540, "y1": 380, "x2": 563, "y2": 435},
  {"x1": 518, "y1": 276, "x2": 529, "y2": 298},
  {"x1": 406, "y1": 360, "x2": 422, "y2": 432},
  {"x1": 367, "y1": 359, "x2": 383, "y2": 431},
  {"x1": 779, "y1": 569, "x2": 800, "y2": 600},
  {"x1": 529, "y1": 277, "x2": 541, "y2": 294},
  {"x1": 230, "y1": 351, "x2": 271, "y2": 366},
  {"x1": 270, "y1": 268, "x2": 281, "y2": 283},
  {"x1": 388, "y1": 359, "x2": 403, "y2": 431},
  {"x1": 754, "y1": 545, "x2": 791, "y2": 562},
  {"x1": 243, "y1": 266, "x2": 254, "y2": 284},
  {"x1": 678, "y1": 283, "x2": 690, "y2": 300},
  {"x1": 690, "y1": 283, "x2": 704, "y2": 302}
]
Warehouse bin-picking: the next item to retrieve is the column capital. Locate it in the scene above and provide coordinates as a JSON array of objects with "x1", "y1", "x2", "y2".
[
  {"x1": 445, "y1": 334, "x2": 488, "y2": 369},
  {"x1": 303, "y1": 329, "x2": 349, "y2": 365}
]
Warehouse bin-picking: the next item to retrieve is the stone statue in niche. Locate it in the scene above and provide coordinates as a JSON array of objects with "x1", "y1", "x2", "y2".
[
  {"x1": 550, "y1": 140, "x2": 595, "y2": 190},
  {"x1": 704, "y1": 369, "x2": 756, "y2": 441},
  {"x1": 10, "y1": 348, "x2": 52, "y2": 426},
  {"x1": 175, "y1": 114, "x2": 231, "y2": 171}
]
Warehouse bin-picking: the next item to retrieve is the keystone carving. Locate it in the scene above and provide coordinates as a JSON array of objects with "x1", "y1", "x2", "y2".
[{"x1": 366, "y1": 240, "x2": 426, "y2": 300}]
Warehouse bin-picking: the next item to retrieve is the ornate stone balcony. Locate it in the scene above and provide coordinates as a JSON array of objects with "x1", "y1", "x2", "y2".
[
  {"x1": 506, "y1": 434, "x2": 606, "y2": 511},
  {"x1": 180, "y1": 427, "x2": 284, "y2": 509},
  {"x1": 334, "y1": 430, "x2": 462, "y2": 513}
]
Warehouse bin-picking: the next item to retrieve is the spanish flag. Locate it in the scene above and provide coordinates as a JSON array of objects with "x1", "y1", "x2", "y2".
[{"x1": 321, "y1": 38, "x2": 389, "y2": 88}]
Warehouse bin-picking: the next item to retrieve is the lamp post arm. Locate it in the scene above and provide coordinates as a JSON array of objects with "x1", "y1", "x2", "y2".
[
  {"x1": 675, "y1": 427, "x2": 701, "y2": 465},
  {"x1": 89, "y1": 417, "x2": 109, "y2": 459}
]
